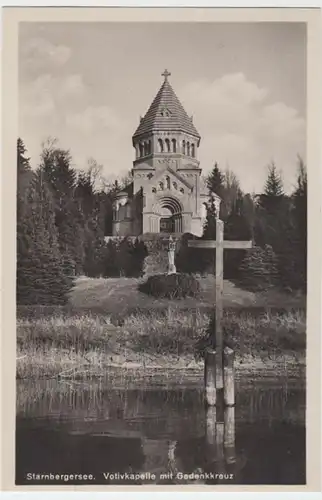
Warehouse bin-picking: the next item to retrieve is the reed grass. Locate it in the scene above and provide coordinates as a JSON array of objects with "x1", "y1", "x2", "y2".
[{"x1": 16, "y1": 307, "x2": 306, "y2": 379}]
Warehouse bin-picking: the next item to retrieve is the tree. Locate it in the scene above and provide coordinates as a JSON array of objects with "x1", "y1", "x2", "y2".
[
  {"x1": 39, "y1": 140, "x2": 85, "y2": 274},
  {"x1": 203, "y1": 195, "x2": 218, "y2": 240},
  {"x1": 292, "y1": 156, "x2": 307, "y2": 290},
  {"x1": 259, "y1": 162, "x2": 284, "y2": 212},
  {"x1": 102, "y1": 240, "x2": 119, "y2": 277},
  {"x1": 253, "y1": 160, "x2": 304, "y2": 290},
  {"x1": 17, "y1": 138, "x2": 32, "y2": 198},
  {"x1": 222, "y1": 168, "x2": 243, "y2": 218},
  {"x1": 83, "y1": 193, "x2": 107, "y2": 277},
  {"x1": 224, "y1": 194, "x2": 252, "y2": 280},
  {"x1": 17, "y1": 170, "x2": 74, "y2": 305},
  {"x1": 195, "y1": 195, "x2": 219, "y2": 274},
  {"x1": 238, "y1": 244, "x2": 279, "y2": 292},
  {"x1": 17, "y1": 138, "x2": 31, "y2": 174},
  {"x1": 206, "y1": 162, "x2": 225, "y2": 198}
]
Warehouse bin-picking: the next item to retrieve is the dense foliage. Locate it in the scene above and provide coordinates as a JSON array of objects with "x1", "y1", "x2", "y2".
[
  {"x1": 139, "y1": 273, "x2": 200, "y2": 299},
  {"x1": 17, "y1": 141, "x2": 74, "y2": 304},
  {"x1": 196, "y1": 160, "x2": 307, "y2": 292},
  {"x1": 16, "y1": 137, "x2": 307, "y2": 305}
]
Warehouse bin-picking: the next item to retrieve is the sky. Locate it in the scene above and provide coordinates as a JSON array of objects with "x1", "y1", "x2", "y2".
[{"x1": 19, "y1": 22, "x2": 306, "y2": 193}]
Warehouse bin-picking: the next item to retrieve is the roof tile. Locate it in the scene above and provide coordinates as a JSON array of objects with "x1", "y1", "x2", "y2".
[{"x1": 133, "y1": 77, "x2": 200, "y2": 139}]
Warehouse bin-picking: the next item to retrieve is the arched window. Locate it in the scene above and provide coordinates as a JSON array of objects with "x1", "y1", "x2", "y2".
[
  {"x1": 165, "y1": 176, "x2": 171, "y2": 190},
  {"x1": 187, "y1": 142, "x2": 190, "y2": 156},
  {"x1": 158, "y1": 139, "x2": 164, "y2": 153},
  {"x1": 152, "y1": 187, "x2": 156, "y2": 193},
  {"x1": 165, "y1": 138, "x2": 171, "y2": 152},
  {"x1": 139, "y1": 143, "x2": 144, "y2": 157},
  {"x1": 173, "y1": 182, "x2": 177, "y2": 190},
  {"x1": 191, "y1": 144, "x2": 195, "y2": 158},
  {"x1": 159, "y1": 182, "x2": 164, "y2": 190},
  {"x1": 180, "y1": 188, "x2": 184, "y2": 194},
  {"x1": 172, "y1": 139, "x2": 177, "y2": 153},
  {"x1": 182, "y1": 140, "x2": 186, "y2": 155}
]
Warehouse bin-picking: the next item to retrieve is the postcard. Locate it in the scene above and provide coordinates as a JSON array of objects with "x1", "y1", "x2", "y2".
[{"x1": 1, "y1": 6, "x2": 321, "y2": 493}]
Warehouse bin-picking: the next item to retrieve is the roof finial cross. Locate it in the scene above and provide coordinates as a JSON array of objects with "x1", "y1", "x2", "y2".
[{"x1": 162, "y1": 69, "x2": 171, "y2": 82}]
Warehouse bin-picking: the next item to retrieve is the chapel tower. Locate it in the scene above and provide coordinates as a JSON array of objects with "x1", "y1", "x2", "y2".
[
  {"x1": 112, "y1": 71, "x2": 214, "y2": 237},
  {"x1": 132, "y1": 70, "x2": 205, "y2": 235}
]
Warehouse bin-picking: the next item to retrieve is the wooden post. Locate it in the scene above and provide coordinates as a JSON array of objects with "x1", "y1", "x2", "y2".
[
  {"x1": 215, "y1": 421, "x2": 227, "y2": 476},
  {"x1": 204, "y1": 348, "x2": 216, "y2": 406},
  {"x1": 223, "y1": 346, "x2": 235, "y2": 406},
  {"x1": 215, "y1": 219, "x2": 224, "y2": 392},
  {"x1": 215, "y1": 421, "x2": 224, "y2": 462},
  {"x1": 224, "y1": 407, "x2": 236, "y2": 464},
  {"x1": 205, "y1": 406, "x2": 218, "y2": 469},
  {"x1": 188, "y1": 221, "x2": 252, "y2": 406},
  {"x1": 205, "y1": 406, "x2": 217, "y2": 444}
]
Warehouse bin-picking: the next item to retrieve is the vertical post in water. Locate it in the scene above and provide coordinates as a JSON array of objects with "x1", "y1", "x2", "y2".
[
  {"x1": 205, "y1": 406, "x2": 217, "y2": 444},
  {"x1": 215, "y1": 218, "x2": 224, "y2": 390},
  {"x1": 205, "y1": 406, "x2": 217, "y2": 469},
  {"x1": 223, "y1": 346, "x2": 235, "y2": 406},
  {"x1": 224, "y1": 407, "x2": 236, "y2": 464},
  {"x1": 215, "y1": 421, "x2": 226, "y2": 476},
  {"x1": 204, "y1": 348, "x2": 217, "y2": 406}
]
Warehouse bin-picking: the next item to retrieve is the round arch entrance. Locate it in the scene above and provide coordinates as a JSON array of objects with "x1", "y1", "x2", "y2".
[{"x1": 158, "y1": 197, "x2": 183, "y2": 233}]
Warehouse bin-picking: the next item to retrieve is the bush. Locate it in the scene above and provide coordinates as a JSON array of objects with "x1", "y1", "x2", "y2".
[
  {"x1": 102, "y1": 237, "x2": 147, "y2": 278},
  {"x1": 175, "y1": 233, "x2": 214, "y2": 275},
  {"x1": 138, "y1": 273, "x2": 200, "y2": 299}
]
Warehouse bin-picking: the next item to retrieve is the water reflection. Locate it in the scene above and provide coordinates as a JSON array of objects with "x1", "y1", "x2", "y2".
[{"x1": 16, "y1": 379, "x2": 305, "y2": 485}]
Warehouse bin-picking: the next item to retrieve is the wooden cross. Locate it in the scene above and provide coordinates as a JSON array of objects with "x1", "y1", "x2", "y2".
[
  {"x1": 162, "y1": 69, "x2": 171, "y2": 81},
  {"x1": 188, "y1": 219, "x2": 252, "y2": 387}
]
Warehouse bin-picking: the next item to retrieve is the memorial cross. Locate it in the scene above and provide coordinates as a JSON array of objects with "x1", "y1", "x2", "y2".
[{"x1": 188, "y1": 219, "x2": 252, "y2": 388}]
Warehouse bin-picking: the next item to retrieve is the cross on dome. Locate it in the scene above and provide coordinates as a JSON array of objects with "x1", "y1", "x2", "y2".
[{"x1": 162, "y1": 69, "x2": 171, "y2": 81}]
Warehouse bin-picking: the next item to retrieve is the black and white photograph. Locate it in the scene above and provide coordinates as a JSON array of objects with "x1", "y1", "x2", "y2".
[{"x1": 6, "y1": 9, "x2": 318, "y2": 489}]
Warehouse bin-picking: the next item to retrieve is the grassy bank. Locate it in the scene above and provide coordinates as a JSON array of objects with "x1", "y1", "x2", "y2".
[
  {"x1": 17, "y1": 306, "x2": 306, "y2": 379},
  {"x1": 67, "y1": 276, "x2": 305, "y2": 313}
]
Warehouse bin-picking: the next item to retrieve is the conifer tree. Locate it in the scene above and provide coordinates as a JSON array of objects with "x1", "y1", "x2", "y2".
[
  {"x1": 198, "y1": 195, "x2": 218, "y2": 273},
  {"x1": 206, "y1": 162, "x2": 225, "y2": 198},
  {"x1": 17, "y1": 138, "x2": 33, "y2": 206},
  {"x1": 255, "y1": 161, "x2": 298, "y2": 288},
  {"x1": 238, "y1": 244, "x2": 279, "y2": 291},
  {"x1": 203, "y1": 195, "x2": 218, "y2": 240},
  {"x1": 17, "y1": 138, "x2": 31, "y2": 176},
  {"x1": 259, "y1": 162, "x2": 284, "y2": 212},
  {"x1": 224, "y1": 194, "x2": 252, "y2": 279},
  {"x1": 17, "y1": 170, "x2": 73, "y2": 305},
  {"x1": 39, "y1": 140, "x2": 85, "y2": 274},
  {"x1": 83, "y1": 195, "x2": 107, "y2": 277},
  {"x1": 292, "y1": 157, "x2": 307, "y2": 290}
]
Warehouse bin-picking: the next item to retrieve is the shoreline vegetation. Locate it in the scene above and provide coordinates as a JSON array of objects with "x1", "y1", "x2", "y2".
[{"x1": 17, "y1": 277, "x2": 306, "y2": 380}]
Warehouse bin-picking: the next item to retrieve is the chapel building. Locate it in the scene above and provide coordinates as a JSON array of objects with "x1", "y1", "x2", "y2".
[{"x1": 112, "y1": 70, "x2": 219, "y2": 237}]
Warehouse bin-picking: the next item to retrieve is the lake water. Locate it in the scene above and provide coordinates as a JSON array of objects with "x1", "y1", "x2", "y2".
[{"x1": 16, "y1": 375, "x2": 306, "y2": 486}]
